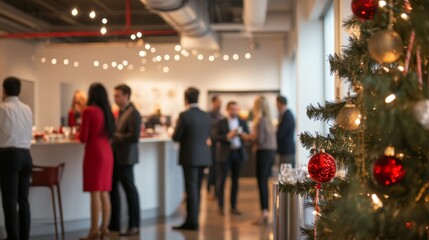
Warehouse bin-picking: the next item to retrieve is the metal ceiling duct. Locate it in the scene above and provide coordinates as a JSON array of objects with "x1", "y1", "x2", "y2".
[
  {"x1": 243, "y1": 0, "x2": 291, "y2": 33},
  {"x1": 141, "y1": 0, "x2": 219, "y2": 51}
]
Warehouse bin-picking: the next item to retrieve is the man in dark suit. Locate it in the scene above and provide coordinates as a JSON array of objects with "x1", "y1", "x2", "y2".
[
  {"x1": 207, "y1": 95, "x2": 223, "y2": 199},
  {"x1": 172, "y1": 87, "x2": 211, "y2": 231},
  {"x1": 215, "y1": 101, "x2": 249, "y2": 215},
  {"x1": 110, "y1": 84, "x2": 142, "y2": 236},
  {"x1": 276, "y1": 96, "x2": 296, "y2": 167}
]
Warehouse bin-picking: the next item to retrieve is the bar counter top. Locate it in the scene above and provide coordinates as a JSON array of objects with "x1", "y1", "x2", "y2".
[{"x1": 31, "y1": 136, "x2": 172, "y2": 146}]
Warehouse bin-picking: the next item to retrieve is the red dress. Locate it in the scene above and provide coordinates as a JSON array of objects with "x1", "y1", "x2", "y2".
[{"x1": 79, "y1": 106, "x2": 113, "y2": 192}]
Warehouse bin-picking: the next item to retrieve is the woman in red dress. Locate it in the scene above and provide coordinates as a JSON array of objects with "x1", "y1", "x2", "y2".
[{"x1": 79, "y1": 83, "x2": 115, "y2": 240}]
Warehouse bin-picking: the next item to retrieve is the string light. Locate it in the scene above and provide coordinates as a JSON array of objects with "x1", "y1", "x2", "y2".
[
  {"x1": 398, "y1": 66, "x2": 405, "y2": 72},
  {"x1": 140, "y1": 66, "x2": 145, "y2": 72},
  {"x1": 102, "y1": 64, "x2": 108, "y2": 70},
  {"x1": 100, "y1": 27, "x2": 107, "y2": 35},
  {"x1": 93, "y1": 61, "x2": 99, "y2": 67},
  {"x1": 155, "y1": 56, "x2": 162, "y2": 62},
  {"x1": 130, "y1": 34, "x2": 136, "y2": 40},
  {"x1": 145, "y1": 44, "x2": 151, "y2": 50},
  {"x1": 245, "y1": 53, "x2": 252, "y2": 59},
  {"x1": 150, "y1": 47, "x2": 156, "y2": 53},
  {"x1": 175, "y1": 45, "x2": 182, "y2": 51},
  {"x1": 41, "y1": 57, "x2": 46, "y2": 63},
  {"x1": 163, "y1": 66, "x2": 170, "y2": 73},
  {"x1": 89, "y1": 11, "x2": 96, "y2": 19},
  {"x1": 117, "y1": 64, "x2": 124, "y2": 70},
  {"x1": 71, "y1": 8, "x2": 78, "y2": 16},
  {"x1": 379, "y1": 0, "x2": 387, "y2": 7},
  {"x1": 63, "y1": 59, "x2": 69, "y2": 65},
  {"x1": 51, "y1": 58, "x2": 57, "y2": 65},
  {"x1": 136, "y1": 32, "x2": 142, "y2": 38},
  {"x1": 139, "y1": 51, "x2": 147, "y2": 57},
  {"x1": 164, "y1": 55, "x2": 170, "y2": 61},
  {"x1": 128, "y1": 64, "x2": 134, "y2": 70},
  {"x1": 233, "y1": 54, "x2": 239, "y2": 60},
  {"x1": 223, "y1": 55, "x2": 230, "y2": 61},
  {"x1": 174, "y1": 55, "x2": 180, "y2": 61},
  {"x1": 122, "y1": 60, "x2": 128, "y2": 66},
  {"x1": 73, "y1": 61, "x2": 79, "y2": 67},
  {"x1": 102, "y1": 18, "x2": 108, "y2": 24},
  {"x1": 141, "y1": 59, "x2": 147, "y2": 64},
  {"x1": 385, "y1": 94, "x2": 396, "y2": 103},
  {"x1": 400, "y1": 13, "x2": 408, "y2": 20},
  {"x1": 111, "y1": 61, "x2": 117, "y2": 67},
  {"x1": 209, "y1": 56, "x2": 215, "y2": 62},
  {"x1": 197, "y1": 54, "x2": 204, "y2": 60}
]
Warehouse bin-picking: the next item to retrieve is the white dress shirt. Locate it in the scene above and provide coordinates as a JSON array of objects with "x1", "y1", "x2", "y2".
[
  {"x1": 0, "y1": 96, "x2": 33, "y2": 149},
  {"x1": 228, "y1": 116, "x2": 241, "y2": 149}
]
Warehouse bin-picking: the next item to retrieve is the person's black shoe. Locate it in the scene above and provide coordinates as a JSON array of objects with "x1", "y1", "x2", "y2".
[
  {"x1": 172, "y1": 223, "x2": 199, "y2": 231},
  {"x1": 119, "y1": 227, "x2": 140, "y2": 236},
  {"x1": 231, "y1": 208, "x2": 242, "y2": 215}
]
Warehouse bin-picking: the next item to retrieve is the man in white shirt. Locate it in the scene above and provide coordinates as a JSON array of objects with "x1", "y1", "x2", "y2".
[{"x1": 0, "y1": 77, "x2": 33, "y2": 240}]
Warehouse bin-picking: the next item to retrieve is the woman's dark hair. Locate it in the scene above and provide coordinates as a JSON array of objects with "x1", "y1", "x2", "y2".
[{"x1": 87, "y1": 83, "x2": 115, "y2": 138}]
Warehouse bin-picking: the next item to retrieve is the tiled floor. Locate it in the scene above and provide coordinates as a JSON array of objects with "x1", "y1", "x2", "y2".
[{"x1": 32, "y1": 178, "x2": 274, "y2": 240}]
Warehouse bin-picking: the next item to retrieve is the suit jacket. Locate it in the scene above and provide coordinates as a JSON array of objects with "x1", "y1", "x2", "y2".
[
  {"x1": 112, "y1": 103, "x2": 142, "y2": 165},
  {"x1": 172, "y1": 107, "x2": 211, "y2": 167},
  {"x1": 214, "y1": 117, "x2": 249, "y2": 163},
  {"x1": 277, "y1": 109, "x2": 296, "y2": 155}
]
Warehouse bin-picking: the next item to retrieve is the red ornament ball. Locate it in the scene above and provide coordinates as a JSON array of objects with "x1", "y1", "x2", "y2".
[
  {"x1": 308, "y1": 152, "x2": 337, "y2": 183},
  {"x1": 351, "y1": 0, "x2": 378, "y2": 20},
  {"x1": 373, "y1": 155, "x2": 405, "y2": 186}
]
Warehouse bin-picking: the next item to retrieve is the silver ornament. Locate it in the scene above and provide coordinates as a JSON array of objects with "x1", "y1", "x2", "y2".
[{"x1": 413, "y1": 100, "x2": 429, "y2": 129}]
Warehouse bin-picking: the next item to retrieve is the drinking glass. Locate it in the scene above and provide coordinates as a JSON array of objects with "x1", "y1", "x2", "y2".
[{"x1": 62, "y1": 126, "x2": 71, "y2": 139}]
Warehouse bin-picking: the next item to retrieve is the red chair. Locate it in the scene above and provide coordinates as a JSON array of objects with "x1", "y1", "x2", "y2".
[{"x1": 31, "y1": 163, "x2": 65, "y2": 240}]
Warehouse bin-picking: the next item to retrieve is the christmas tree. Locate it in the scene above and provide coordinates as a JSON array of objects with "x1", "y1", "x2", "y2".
[{"x1": 281, "y1": 0, "x2": 429, "y2": 239}]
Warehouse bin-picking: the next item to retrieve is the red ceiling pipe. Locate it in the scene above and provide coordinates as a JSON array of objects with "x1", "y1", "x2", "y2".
[{"x1": 0, "y1": 29, "x2": 176, "y2": 39}]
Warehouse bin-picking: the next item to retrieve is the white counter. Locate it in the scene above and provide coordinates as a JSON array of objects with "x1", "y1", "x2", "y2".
[{"x1": 0, "y1": 138, "x2": 184, "y2": 237}]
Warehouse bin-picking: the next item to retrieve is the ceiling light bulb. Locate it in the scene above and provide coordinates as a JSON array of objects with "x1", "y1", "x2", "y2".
[
  {"x1": 197, "y1": 54, "x2": 204, "y2": 60},
  {"x1": 145, "y1": 44, "x2": 151, "y2": 50},
  {"x1": 41, "y1": 57, "x2": 46, "y2": 63},
  {"x1": 136, "y1": 32, "x2": 142, "y2": 38},
  {"x1": 71, "y1": 8, "x2": 78, "y2": 16},
  {"x1": 139, "y1": 51, "x2": 147, "y2": 57},
  {"x1": 385, "y1": 94, "x2": 396, "y2": 103},
  {"x1": 63, "y1": 59, "x2": 69, "y2": 65},
  {"x1": 130, "y1": 34, "x2": 136, "y2": 40},
  {"x1": 111, "y1": 61, "x2": 117, "y2": 67},
  {"x1": 122, "y1": 60, "x2": 128, "y2": 66},
  {"x1": 150, "y1": 47, "x2": 156, "y2": 53},
  {"x1": 245, "y1": 53, "x2": 252, "y2": 59},
  {"x1": 93, "y1": 61, "x2": 99, "y2": 67},
  {"x1": 102, "y1": 18, "x2": 108, "y2": 24},
  {"x1": 51, "y1": 58, "x2": 57, "y2": 65},
  {"x1": 117, "y1": 64, "x2": 124, "y2": 70},
  {"x1": 100, "y1": 27, "x2": 107, "y2": 35},
  {"x1": 156, "y1": 56, "x2": 162, "y2": 62},
  {"x1": 233, "y1": 54, "x2": 239, "y2": 60},
  {"x1": 175, "y1": 45, "x2": 181, "y2": 51},
  {"x1": 163, "y1": 66, "x2": 170, "y2": 73},
  {"x1": 74, "y1": 61, "x2": 79, "y2": 67},
  {"x1": 164, "y1": 54, "x2": 170, "y2": 61},
  {"x1": 103, "y1": 64, "x2": 108, "y2": 70},
  {"x1": 174, "y1": 55, "x2": 180, "y2": 61},
  {"x1": 209, "y1": 56, "x2": 215, "y2": 62},
  {"x1": 89, "y1": 11, "x2": 96, "y2": 19},
  {"x1": 223, "y1": 55, "x2": 229, "y2": 61}
]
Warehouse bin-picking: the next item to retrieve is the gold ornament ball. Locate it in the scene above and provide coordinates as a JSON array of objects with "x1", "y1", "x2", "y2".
[
  {"x1": 336, "y1": 103, "x2": 362, "y2": 131},
  {"x1": 368, "y1": 30, "x2": 403, "y2": 63}
]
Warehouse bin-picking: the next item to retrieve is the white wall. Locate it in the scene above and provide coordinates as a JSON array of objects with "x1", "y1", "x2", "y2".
[{"x1": 33, "y1": 36, "x2": 285, "y2": 129}]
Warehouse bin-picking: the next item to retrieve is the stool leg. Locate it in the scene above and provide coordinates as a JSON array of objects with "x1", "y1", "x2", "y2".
[
  {"x1": 56, "y1": 184, "x2": 65, "y2": 238},
  {"x1": 51, "y1": 186, "x2": 59, "y2": 240}
]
